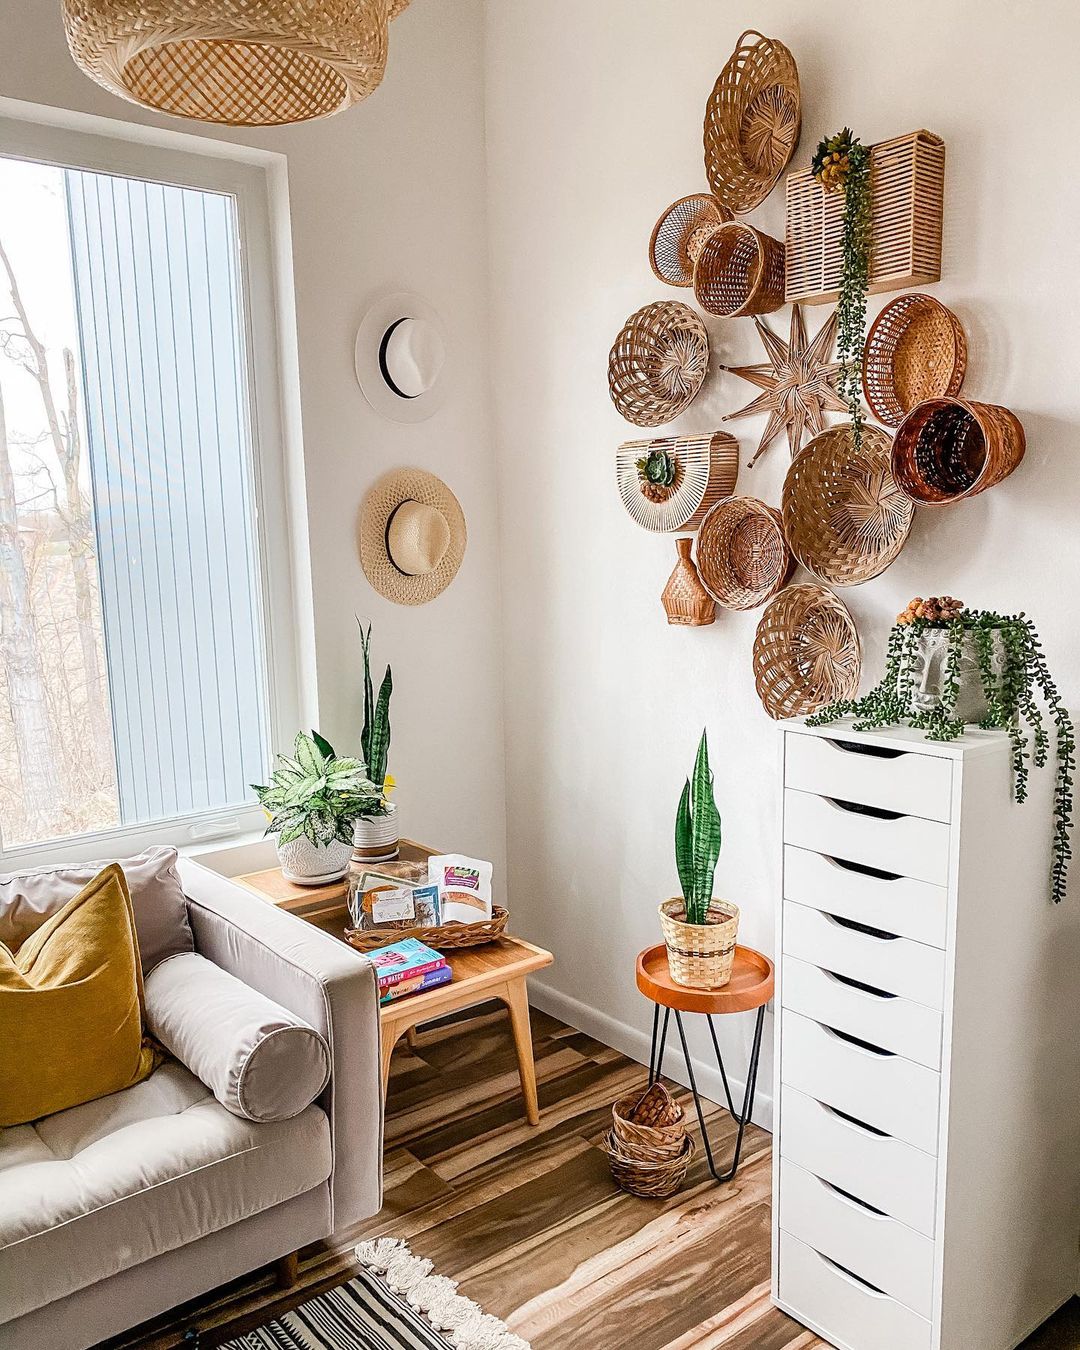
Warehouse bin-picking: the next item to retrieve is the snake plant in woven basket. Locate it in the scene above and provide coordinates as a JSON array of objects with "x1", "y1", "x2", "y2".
[{"x1": 674, "y1": 731, "x2": 723, "y2": 925}]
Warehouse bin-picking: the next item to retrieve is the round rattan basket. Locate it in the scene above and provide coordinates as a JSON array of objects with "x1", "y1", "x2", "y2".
[
  {"x1": 753, "y1": 584, "x2": 861, "y2": 720},
  {"x1": 658, "y1": 898, "x2": 740, "y2": 989},
  {"x1": 891, "y1": 398, "x2": 1026, "y2": 505},
  {"x1": 696, "y1": 496, "x2": 793, "y2": 610},
  {"x1": 703, "y1": 30, "x2": 801, "y2": 214},
  {"x1": 616, "y1": 432, "x2": 739, "y2": 532},
  {"x1": 649, "y1": 193, "x2": 734, "y2": 287},
  {"x1": 601, "y1": 1129, "x2": 694, "y2": 1198},
  {"x1": 782, "y1": 423, "x2": 913, "y2": 586},
  {"x1": 612, "y1": 1085, "x2": 687, "y2": 1160},
  {"x1": 62, "y1": 0, "x2": 389, "y2": 126},
  {"x1": 608, "y1": 302, "x2": 711, "y2": 427},
  {"x1": 345, "y1": 906, "x2": 510, "y2": 953},
  {"x1": 693, "y1": 223, "x2": 785, "y2": 318},
  {"x1": 862, "y1": 294, "x2": 968, "y2": 427}
]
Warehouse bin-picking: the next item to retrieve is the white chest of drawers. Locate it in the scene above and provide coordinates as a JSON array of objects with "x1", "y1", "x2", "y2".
[{"x1": 772, "y1": 721, "x2": 1080, "y2": 1350}]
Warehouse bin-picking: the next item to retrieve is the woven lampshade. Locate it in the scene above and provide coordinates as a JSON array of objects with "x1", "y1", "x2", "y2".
[{"x1": 62, "y1": 0, "x2": 392, "y2": 126}]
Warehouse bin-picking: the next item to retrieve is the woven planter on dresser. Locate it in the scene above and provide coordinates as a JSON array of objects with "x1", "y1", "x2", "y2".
[
  {"x1": 782, "y1": 423, "x2": 914, "y2": 585},
  {"x1": 693, "y1": 222, "x2": 785, "y2": 317},
  {"x1": 608, "y1": 301, "x2": 711, "y2": 427},
  {"x1": 891, "y1": 397, "x2": 1025, "y2": 504},
  {"x1": 753, "y1": 584, "x2": 861, "y2": 719},
  {"x1": 862, "y1": 293, "x2": 968, "y2": 427},
  {"x1": 649, "y1": 193, "x2": 733, "y2": 287},
  {"x1": 616, "y1": 432, "x2": 738, "y2": 532},
  {"x1": 696, "y1": 495, "x2": 793, "y2": 610},
  {"x1": 785, "y1": 130, "x2": 945, "y2": 304}
]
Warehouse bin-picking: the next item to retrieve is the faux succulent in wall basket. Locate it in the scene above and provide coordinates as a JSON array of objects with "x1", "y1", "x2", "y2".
[{"x1": 808, "y1": 601, "x2": 1076, "y2": 904}]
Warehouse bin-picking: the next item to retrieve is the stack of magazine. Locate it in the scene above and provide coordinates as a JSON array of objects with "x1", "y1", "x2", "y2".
[{"x1": 367, "y1": 938, "x2": 450, "y2": 1005}]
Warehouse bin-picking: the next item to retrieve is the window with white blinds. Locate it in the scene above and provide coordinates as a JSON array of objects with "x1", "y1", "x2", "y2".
[{"x1": 0, "y1": 114, "x2": 301, "y2": 862}]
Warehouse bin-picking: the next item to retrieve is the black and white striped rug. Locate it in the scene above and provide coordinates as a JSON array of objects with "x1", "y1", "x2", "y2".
[{"x1": 221, "y1": 1240, "x2": 529, "y2": 1350}]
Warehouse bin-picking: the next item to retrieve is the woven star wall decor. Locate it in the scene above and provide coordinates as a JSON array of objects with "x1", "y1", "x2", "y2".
[{"x1": 722, "y1": 305, "x2": 847, "y2": 467}]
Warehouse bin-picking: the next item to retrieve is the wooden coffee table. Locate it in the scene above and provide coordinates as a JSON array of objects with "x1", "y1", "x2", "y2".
[{"x1": 237, "y1": 842, "x2": 553, "y2": 1125}]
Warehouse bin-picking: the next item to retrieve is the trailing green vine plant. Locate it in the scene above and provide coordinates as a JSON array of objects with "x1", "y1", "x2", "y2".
[
  {"x1": 812, "y1": 129, "x2": 871, "y2": 450},
  {"x1": 807, "y1": 598, "x2": 1075, "y2": 904}
]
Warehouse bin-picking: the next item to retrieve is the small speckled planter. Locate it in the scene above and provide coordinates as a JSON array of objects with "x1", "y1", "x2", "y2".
[{"x1": 352, "y1": 804, "x2": 400, "y2": 863}]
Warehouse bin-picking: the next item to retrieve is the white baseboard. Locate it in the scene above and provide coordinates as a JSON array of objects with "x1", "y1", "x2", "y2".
[{"x1": 528, "y1": 978, "x2": 774, "y2": 1133}]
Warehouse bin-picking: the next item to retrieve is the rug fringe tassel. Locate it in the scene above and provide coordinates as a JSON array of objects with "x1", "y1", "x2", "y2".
[{"x1": 355, "y1": 1239, "x2": 531, "y2": 1350}]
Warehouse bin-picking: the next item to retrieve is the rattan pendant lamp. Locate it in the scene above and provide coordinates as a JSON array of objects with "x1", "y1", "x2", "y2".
[{"x1": 62, "y1": 0, "x2": 409, "y2": 127}]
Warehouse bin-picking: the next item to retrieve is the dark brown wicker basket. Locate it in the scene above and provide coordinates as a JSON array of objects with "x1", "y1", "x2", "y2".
[
  {"x1": 891, "y1": 397, "x2": 1025, "y2": 505},
  {"x1": 693, "y1": 222, "x2": 785, "y2": 318}
]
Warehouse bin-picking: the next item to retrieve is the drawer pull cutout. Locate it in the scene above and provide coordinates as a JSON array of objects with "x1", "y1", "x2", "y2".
[
  {"x1": 819, "y1": 1253, "x2": 890, "y2": 1298},
  {"x1": 820, "y1": 1101, "x2": 889, "y2": 1137},
  {"x1": 823, "y1": 1025, "x2": 896, "y2": 1057},
  {"x1": 819, "y1": 1177, "x2": 889, "y2": 1217},
  {"x1": 824, "y1": 969, "x2": 898, "y2": 1000},
  {"x1": 827, "y1": 738, "x2": 905, "y2": 761},
  {"x1": 827, "y1": 797, "x2": 905, "y2": 821},
  {"x1": 828, "y1": 854, "x2": 902, "y2": 883},
  {"x1": 826, "y1": 913, "x2": 900, "y2": 941}
]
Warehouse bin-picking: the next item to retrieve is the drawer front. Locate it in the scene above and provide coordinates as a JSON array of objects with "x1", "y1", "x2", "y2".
[
  {"x1": 780, "y1": 1086, "x2": 937, "y2": 1236},
  {"x1": 784, "y1": 789, "x2": 952, "y2": 887},
  {"x1": 784, "y1": 900, "x2": 946, "y2": 1009},
  {"x1": 785, "y1": 733, "x2": 952, "y2": 823},
  {"x1": 780, "y1": 1010, "x2": 940, "y2": 1153},
  {"x1": 778, "y1": 1230, "x2": 933, "y2": 1350},
  {"x1": 781, "y1": 956, "x2": 942, "y2": 1070},
  {"x1": 784, "y1": 845, "x2": 948, "y2": 948},
  {"x1": 779, "y1": 1160, "x2": 936, "y2": 1319}
]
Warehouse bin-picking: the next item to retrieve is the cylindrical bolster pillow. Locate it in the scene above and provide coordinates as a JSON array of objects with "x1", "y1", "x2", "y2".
[{"x1": 145, "y1": 952, "x2": 331, "y2": 1122}]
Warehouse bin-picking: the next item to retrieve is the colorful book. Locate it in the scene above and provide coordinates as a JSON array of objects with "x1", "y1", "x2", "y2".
[
  {"x1": 379, "y1": 964, "x2": 452, "y2": 1005},
  {"x1": 366, "y1": 938, "x2": 450, "y2": 1004}
]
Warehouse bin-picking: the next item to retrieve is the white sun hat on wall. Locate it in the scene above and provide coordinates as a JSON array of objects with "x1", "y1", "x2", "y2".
[{"x1": 354, "y1": 292, "x2": 448, "y2": 423}]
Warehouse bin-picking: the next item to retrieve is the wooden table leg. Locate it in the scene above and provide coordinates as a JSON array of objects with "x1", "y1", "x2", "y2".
[
  {"x1": 380, "y1": 1024, "x2": 401, "y2": 1101},
  {"x1": 405, "y1": 1026, "x2": 420, "y2": 1050},
  {"x1": 501, "y1": 978, "x2": 540, "y2": 1126}
]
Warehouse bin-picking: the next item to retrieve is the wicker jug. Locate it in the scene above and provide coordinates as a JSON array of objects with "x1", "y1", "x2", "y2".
[
  {"x1": 659, "y1": 897, "x2": 740, "y2": 988},
  {"x1": 661, "y1": 538, "x2": 715, "y2": 626}
]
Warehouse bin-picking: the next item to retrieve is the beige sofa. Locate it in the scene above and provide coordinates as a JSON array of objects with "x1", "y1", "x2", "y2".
[{"x1": 0, "y1": 857, "x2": 383, "y2": 1350}]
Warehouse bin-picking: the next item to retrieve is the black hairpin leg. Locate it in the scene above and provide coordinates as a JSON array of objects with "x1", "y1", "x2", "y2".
[
  {"x1": 669, "y1": 1003, "x2": 766, "y2": 1183},
  {"x1": 648, "y1": 1003, "x2": 671, "y2": 1085}
]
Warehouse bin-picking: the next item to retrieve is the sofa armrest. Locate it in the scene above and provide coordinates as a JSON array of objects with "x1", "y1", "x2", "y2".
[{"x1": 176, "y1": 858, "x2": 382, "y2": 1231}]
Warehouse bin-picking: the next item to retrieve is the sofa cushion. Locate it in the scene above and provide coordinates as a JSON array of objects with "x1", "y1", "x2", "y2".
[
  {"x1": 146, "y1": 953, "x2": 331, "y2": 1122},
  {"x1": 0, "y1": 846, "x2": 193, "y2": 975},
  {"x1": 0, "y1": 1060, "x2": 331, "y2": 1325}
]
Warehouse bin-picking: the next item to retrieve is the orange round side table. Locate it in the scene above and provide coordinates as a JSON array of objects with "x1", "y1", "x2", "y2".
[{"x1": 636, "y1": 942, "x2": 774, "y2": 1183}]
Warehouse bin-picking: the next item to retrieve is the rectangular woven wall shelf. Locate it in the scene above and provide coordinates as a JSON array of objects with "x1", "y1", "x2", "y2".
[{"x1": 784, "y1": 129, "x2": 945, "y2": 305}]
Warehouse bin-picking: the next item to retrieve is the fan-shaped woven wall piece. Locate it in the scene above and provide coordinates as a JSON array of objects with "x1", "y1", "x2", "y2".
[
  {"x1": 782, "y1": 423, "x2": 914, "y2": 586},
  {"x1": 753, "y1": 584, "x2": 862, "y2": 720},
  {"x1": 693, "y1": 223, "x2": 785, "y2": 318},
  {"x1": 696, "y1": 496, "x2": 793, "y2": 610},
  {"x1": 862, "y1": 294, "x2": 968, "y2": 427},
  {"x1": 616, "y1": 433, "x2": 739, "y2": 532},
  {"x1": 703, "y1": 30, "x2": 801, "y2": 215},
  {"x1": 62, "y1": 0, "x2": 389, "y2": 125},
  {"x1": 891, "y1": 398, "x2": 1025, "y2": 505},
  {"x1": 608, "y1": 302, "x2": 711, "y2": 427},
  {"x1": 649, "y1": 194, "x2": 734, "y2": 287}
]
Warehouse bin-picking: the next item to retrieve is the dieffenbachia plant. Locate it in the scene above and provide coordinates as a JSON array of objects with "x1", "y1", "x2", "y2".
[{"x1": 252, "y1": 731, "x2": 377, "y2": 847}]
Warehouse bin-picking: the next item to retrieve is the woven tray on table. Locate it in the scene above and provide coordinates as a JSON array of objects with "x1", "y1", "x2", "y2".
[
  {"x1": 693, "y1": 222, "x2": 785, "y2": 318},
  {"x1": 703, "y1": 30, "x2": 801, "y2": 215},
  {"x1": 891, "y1": 397, "x2": 1025, "y2": 505},
  {"x1": 696, "y1": 495, "x2": 793, "y2": 610},
  {"x1": 753, "y1": 583, "x2": 861, "y2": 720},
  {"x1": 782, "y1": 423, "x2": 913, "y2": 586},
  {"x1": 649, "y1": 193, "x2": 733, "y2": 287},
  {"x1": 345, "y1": 906, "x2": 509, "y2": 953},
  {"x1": 862, "y1": 293, "x2": 968, "y2": 427},
  {"x1": 608, "y1": 301, "x2": 711, "y2": 427}
]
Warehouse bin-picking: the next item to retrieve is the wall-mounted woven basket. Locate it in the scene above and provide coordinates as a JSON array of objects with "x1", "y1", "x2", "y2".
[
  {"x1": 649, "y1": 194, "x2": 734, "y2": 287},
  {"x1": 863, "y1": 293, "x2": 968, "y2": 427},
  {"x1": 696, "y1": 496, "x2": 793, "y2": 610},
  {"x1": 693, "y1": 222, "x2": 785, "y2": 318},
  {"x1": 891, "y1": 397, "x2": 1025, "y2": 505},
  {"x1": 785, "y1": 130, "x2": 945, "y2": 305},
  {"x1": 782, "y1": 423, "x2": 913, "y2": 585},
  {"x1": 608, "y1": 301, "x2": 711, "y2": 427},
  {"x1": 616, "y1": 432, "x2": 739, "y2": 532},
  {"x1": 753, "y1": 583, "x2": 861, "y2": 719},
  {"x1": 662, "y1": 538, "x2": 715, "y2": 626},
  {"x1": 703, "y1": 30, "x2": 801, "y2": 215}
]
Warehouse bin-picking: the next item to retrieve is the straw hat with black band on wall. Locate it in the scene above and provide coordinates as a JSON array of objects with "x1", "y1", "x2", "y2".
[{"x1": 359, "y1": 467, "x2": 467, "y2": 606}]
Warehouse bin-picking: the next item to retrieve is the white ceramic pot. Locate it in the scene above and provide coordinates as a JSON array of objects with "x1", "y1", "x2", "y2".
[
  {"x1": 276, "y1": 833, "x2": 353, "y2": 885},
  {"x1": 352, "y1": 803, "x2": 399, "y2": 863}
]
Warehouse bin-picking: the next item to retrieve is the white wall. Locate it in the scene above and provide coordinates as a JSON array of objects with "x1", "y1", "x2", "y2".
[
  {"x1": 0, "y1": 1, "x2": 506, "y2": 875},
  {"x1": 483, "y1": 0, "x2": 1080, "y2": 1113}
]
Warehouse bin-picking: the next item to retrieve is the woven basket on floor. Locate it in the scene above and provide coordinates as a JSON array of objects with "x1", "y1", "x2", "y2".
[
  {"x1": 612, "y1": 1086, "x2": 687, "y2": 1160},
  {"x1": 696, "y1": 496, "x2": 793, "y2": 610},
  {"x1": 662, "y1": 538, "x2": 715, "y2": 627},
  {"x1": 616, "y1": 432, "x2": 739, "y2": 532},
  {"x1": 601, "y1": 1129, "x2": 695, "y2": 1198},
  {"x1": 862, "y1": 294, "x2": 968, "y2": 427},
  {"x1": 782, "y1": 423, "x2": 913, "y2": 586},
  {"x1": 649, "y1": 194, "x2": 734, "y2": 287},
  {"x1": 703, "y1": 30, "x2": 801, "y2": 214},
  {"x1": 62, "y1": 0, "x2": 390, "y2": 126},
  {"x1": 753, "y1": 584, "x2": 861, "y2": 720},
  {"x1": 658, "y1": 898, "x2": 740, "y2": 989},
  {"x1": 693, "y1": 222, "x2": 785, "y2": 318},
  {"x1": 345, "y1": 906, "x2": 509, "y2": 953},
  {"x1": 891, "y1": 397, "x2": 1025, "y2": 505},
  {"x1": 608, "y1": 302, "x2": 711, "y2": 427}
]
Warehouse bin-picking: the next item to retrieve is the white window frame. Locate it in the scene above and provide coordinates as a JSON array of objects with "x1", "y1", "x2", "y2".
[{"x1": 0, "y1": 99, "x2": 314, "y2": 871}]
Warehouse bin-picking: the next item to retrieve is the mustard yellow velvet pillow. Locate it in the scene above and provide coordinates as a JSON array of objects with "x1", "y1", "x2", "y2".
[{"x1": 0, "y1": 864, "x2": 160, "y2": 1127}]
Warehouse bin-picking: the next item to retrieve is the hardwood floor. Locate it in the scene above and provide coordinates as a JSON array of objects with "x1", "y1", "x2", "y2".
[{"x1": 110, "y1": 1002, "x2": 1080, "y2": 1350}]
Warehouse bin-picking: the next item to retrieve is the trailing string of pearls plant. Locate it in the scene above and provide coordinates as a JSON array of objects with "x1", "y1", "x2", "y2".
[{"x1": 807, "y1": 600, "x2": 1076, "y2": 904}]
